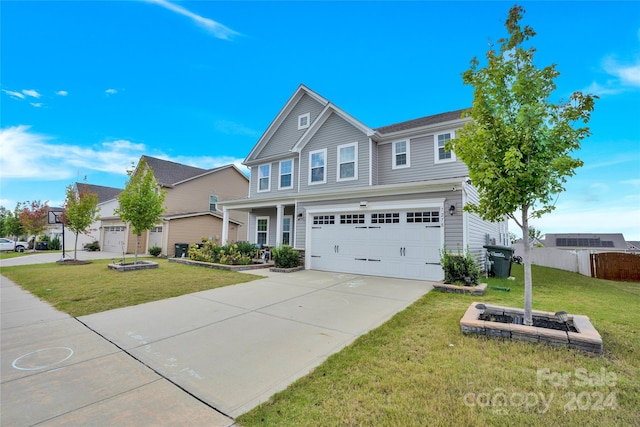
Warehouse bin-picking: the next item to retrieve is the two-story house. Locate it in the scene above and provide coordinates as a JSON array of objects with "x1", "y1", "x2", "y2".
[
  {"x1": 101, "y1": 155, "x2": 249, "y2": 256},
  {"x1": 220, "y1": 85, "x2": 508, "y2": 281}
]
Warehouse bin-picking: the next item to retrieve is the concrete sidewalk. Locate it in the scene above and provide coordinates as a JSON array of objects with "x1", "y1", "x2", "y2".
[
  {"x1": 1, "y1": 275, "x2": 233, "y2": 426},
  {"x1": 1, "y1": 259, "x2": 433, "y2": 425}
]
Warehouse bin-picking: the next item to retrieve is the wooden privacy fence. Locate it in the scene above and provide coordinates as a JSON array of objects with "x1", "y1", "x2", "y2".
[{"x1": 590, "y1": 252, "x2": 640, "y2": 282}]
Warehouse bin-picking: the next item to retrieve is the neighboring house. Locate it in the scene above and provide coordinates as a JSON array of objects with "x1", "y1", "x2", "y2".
[
  {"x1": 543, "y1": 233, "x2": 631, "y2": 253},
  {"x1": 100, "y1": 156, "x2": 249, "y2": 256},
  {"x1": 220, "y1": 85, "x2": 508, "y2": 281},
  {"x1": 627, "y1": 241, "x2": 640, "y2": 254}
]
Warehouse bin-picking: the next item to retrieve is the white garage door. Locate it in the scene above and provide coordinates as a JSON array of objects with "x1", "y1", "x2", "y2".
[
  {"x1": 103, "y1": 226, "x2": 126, "y2": 253},
  {"x1": 148, "y1": 226, "x2": 163, "y2": 252},
  {"x1": 309, "y1": 210, "x2": 443, "y2": 281}
]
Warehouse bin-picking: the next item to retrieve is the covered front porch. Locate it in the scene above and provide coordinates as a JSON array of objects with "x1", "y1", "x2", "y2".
[{"x1": 221, "y1": 199, "x2": 300, "y2": 248}]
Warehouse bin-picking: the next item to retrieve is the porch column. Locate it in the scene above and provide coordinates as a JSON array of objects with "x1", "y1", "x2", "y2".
[
  {"x1": 275, "y1": 204, "x2": 283, "y2": 246},
  {"x1": 222, "y1": 207, "x2": 230, "y2": 245}
]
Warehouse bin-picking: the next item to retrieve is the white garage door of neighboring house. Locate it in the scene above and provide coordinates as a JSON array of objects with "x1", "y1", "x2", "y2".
[
  {"x1": 148, "y1": 226, "x2": 162, "y2": 252},
  {"x1": 309, "y1": 210, "x2": 443, "y2": 281},
  {"x1": 103, "y1": 226, "x2": 126, "y2": 253}
]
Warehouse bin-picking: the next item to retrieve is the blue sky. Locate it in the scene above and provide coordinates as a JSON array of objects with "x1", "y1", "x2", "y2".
[{"x1": 1, "y1": 1, "x2": 639, "y2": 240}]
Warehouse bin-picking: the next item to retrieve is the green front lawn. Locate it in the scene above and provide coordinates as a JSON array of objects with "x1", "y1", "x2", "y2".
[
  {"x1": 237, "y1": 265, "x2": 639, "y2": 426},
  {"x1": 0, "y1": 258, "x2": 262, "y2": 317}
]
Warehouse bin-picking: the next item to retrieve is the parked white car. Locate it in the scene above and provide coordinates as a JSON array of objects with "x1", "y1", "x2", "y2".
[{"x1": 0, "y1": 238, "x2": 29, "y2": 252}]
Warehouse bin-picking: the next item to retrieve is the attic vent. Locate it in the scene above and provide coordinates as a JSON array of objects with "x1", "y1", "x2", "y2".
[{"x1": 298, "y1": 113, "x2": 310, "y2": 130}]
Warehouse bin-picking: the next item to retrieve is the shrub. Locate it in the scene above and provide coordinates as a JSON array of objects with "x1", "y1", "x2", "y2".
[
  {"x1": 188, "y1": 239, "x2": 218, "y2": 263},
  {"x1": 219, "y1": 243, "x2": 252, "y2": 265},
  {"x1": 271, "y1": 245, "x2": 300, "y2": 269},
  {"x1": 148, "y1": 245, "x2": 162, "y2": 257},
  {"x1": 49, "y1": 235, "x2": 61, "y2": 250},
  {"x1": 84, "y1": 241, "x2": 100, "y2": 251},
  {"x1": 234, "y1": 241, "x2": 258, "y2": 259},
  {"x1": 440, "y1": 247, "x2": 480, "y2": 286}
]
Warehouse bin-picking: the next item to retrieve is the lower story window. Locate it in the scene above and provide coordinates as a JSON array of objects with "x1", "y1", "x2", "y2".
[{"x1": 256, "y1": 217, "x2": 269, "y2": 245}]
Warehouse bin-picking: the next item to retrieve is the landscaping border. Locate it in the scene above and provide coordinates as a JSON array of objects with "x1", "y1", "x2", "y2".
[
  {"x1": 168, "y1": 257, "x2": 273, "y2": 271},
  {"x1": 433, "y1": 282, "x2": 487, "y2": 296},
  {"x1": 460, "y1": 302, "x2": 603, "y2": 354}
]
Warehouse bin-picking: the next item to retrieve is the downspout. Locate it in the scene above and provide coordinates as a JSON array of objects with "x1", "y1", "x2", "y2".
[{"x1": 368, "y1": 137, "x2": 373, "y2": 186}]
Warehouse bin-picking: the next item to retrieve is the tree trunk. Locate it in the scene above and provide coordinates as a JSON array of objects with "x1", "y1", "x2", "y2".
[
  {"x1": 522, "y1": 209, "x2": 533, "y2": 325},
  {"x1": 134, "y1": 234, "x2": 140, "y2": 264},
  {"x1": 74, "y1": 232, "x2": 79, "y2": 260}
]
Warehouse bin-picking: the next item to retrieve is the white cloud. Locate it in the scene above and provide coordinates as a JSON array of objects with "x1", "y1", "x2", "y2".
[
  {"x1": 0, "y1": 125, "x2": 146, "y2": 179},
  {"x1": 105, "y1": 88, "x2": 118, "y2": 95},
  {"x1": 621, "y1": 179, "x2": 640, "y2": 187},
  {"x1": 2, "y1": 89, "x2": 26, "y2": 99},
  {"x1": 214, "y1": 119, "x2": 260, "y2": 137},
  {"x1": 0, "y1": 125, "x2": 248, "y2": 181},
  {"x1": 30, "y1": 102, "x2": 44, "y2": 108},
  {"x1": 22, "y1": 89, "x2": 41, "y2": 98},
  {"x1": 56, "y1": 90, "x2": 68, "y2": 96},
  {"x1": 146, "y1": 0, "x2": 241, "y2": 40},
  {"x1": 586, "y1": 55, "x2": 640, "y2": 96},
  {"x1": 603, "y1": 57, "x2": 640, "y2": 87}
]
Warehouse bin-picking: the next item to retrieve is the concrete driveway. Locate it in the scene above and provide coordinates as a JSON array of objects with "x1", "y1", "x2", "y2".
[{"x1": 1, "y1": 254, "x2": 433, "y2": 425}]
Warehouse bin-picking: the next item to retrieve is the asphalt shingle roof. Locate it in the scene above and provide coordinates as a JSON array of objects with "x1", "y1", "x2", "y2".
[
  {"x1": 142, "y1": 155, "x2": 208, "y2": 186},
  {"x1": 375, "y1": 109, "x2": 469, "y2": 135},
  {"x1": 75, "y1": 183, "x2": 122, "y2": 203}
]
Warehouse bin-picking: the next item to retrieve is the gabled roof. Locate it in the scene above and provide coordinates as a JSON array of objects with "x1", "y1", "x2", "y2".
[
  {"x1": 291, "y1": 102, "x2": 376, "y2": 153},
  {"x1": 244, "y1": 85, "x2": 470, "y2": 165},
  {"x1": 75, "y1": 183, "x2": 122, "y2": 203},
  {"x1": 142, "y1": 155, "x2": 208, "y2": 186},
  {"x1": 244, "y1": 84, "x2": 329, "y2": 164},
  {"x1": 544, "y1": 233, "x2": 628, "y2": 249}
]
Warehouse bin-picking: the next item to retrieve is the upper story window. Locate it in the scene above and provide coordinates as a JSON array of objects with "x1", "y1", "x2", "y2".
[
  {"x1": 209, "y1": 195, "x2": 218, "y2": 211},
  {"x1": 298, "y1": 113, "x2": 310, "y2": 130},
  {"x1": 279, "y1": 159, "x2": 293, "y2": 189},
  {"x1": 258, "y1": 164, "x2": 271, "y2": 192},
  {"x1": 309, "y1": 149, "x2": 327, "y2": 185},
  {"x1": 392, "y1": 140, "x2": 410, "y2": 169},
  {"x1": 337, "y1": 142, "x2": 358, "y2": 181},
  {"x1": 435, "y1": 131, "x2": 456, "y2": 163}
]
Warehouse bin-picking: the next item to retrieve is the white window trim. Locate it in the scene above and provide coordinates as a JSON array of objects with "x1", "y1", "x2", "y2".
[
  {"x1": 434, "y1": 131, "x2": 457, "y2": 164},
  {"x1": 308, "y1": 148, "x2": 327, "y2": 185},
  {"x1": 282, "y1": 215, "x2": 292, "y2": 246},
  {"x1": 255, "y1": 216, "x2": 269, "y2": 245},
  {"x1": 337, "y1": 142, "x2": 358, "y2": 182},
  {"x1": 257, "y1": 163, "x2": 271, "y2": 193},
  {"x1": 298, "y1": 113, "x2": 310, "y2": 130},
  {"x1": 278, "y1": 159, "x2": 294, "y2": 190},
  {"x1": 392, "y1": 139, "x2": 410, "y2": 169}
]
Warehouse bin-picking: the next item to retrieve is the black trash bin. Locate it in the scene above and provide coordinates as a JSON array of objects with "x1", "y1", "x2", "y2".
[
  {"x1": 483, "y1": 244, "x2": 514, "y2": 278},
  {"x1": 35, "y1": 241, "x2": 48, "y2": 251},
  {"x1": 175, "y1": 243, "x2": 189, "y2": 258}
]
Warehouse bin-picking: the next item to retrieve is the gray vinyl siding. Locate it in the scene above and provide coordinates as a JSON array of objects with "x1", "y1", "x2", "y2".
[
  {"x1": 258, "y1": 94, "x2": 325, "y2": 159},
  {"x1": 248, "y1": 157, "x2": 299, "y2": 199},
  {"x1": 464, "y1": 185, "x2": 506, "y2": 269},
  {"x1": 377, "y1": 134, "x2": 469, "y2": 185},
  {"x1": 299, "y1": 113, "x2": 370, "y2": 193}
]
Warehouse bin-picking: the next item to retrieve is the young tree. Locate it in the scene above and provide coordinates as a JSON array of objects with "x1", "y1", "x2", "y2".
[
  {"x1": 449, "y1": 5, "x2": 596, "y2": 325},
  {"x1": 115, "y1": 158, "x2": 166, "y2": 263},
  {"x1": 4, "y1": 205, "x2": 26, "y2": 239},
  {"x1": 63, "y1": 183, "x2": 100, "y2": 260},
  {"x1": 17, "y1": 200, "x2": 50, "y2": 250},
  {"x1": 528, "y1": 226, "x2": 543, "y2": 242}
]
